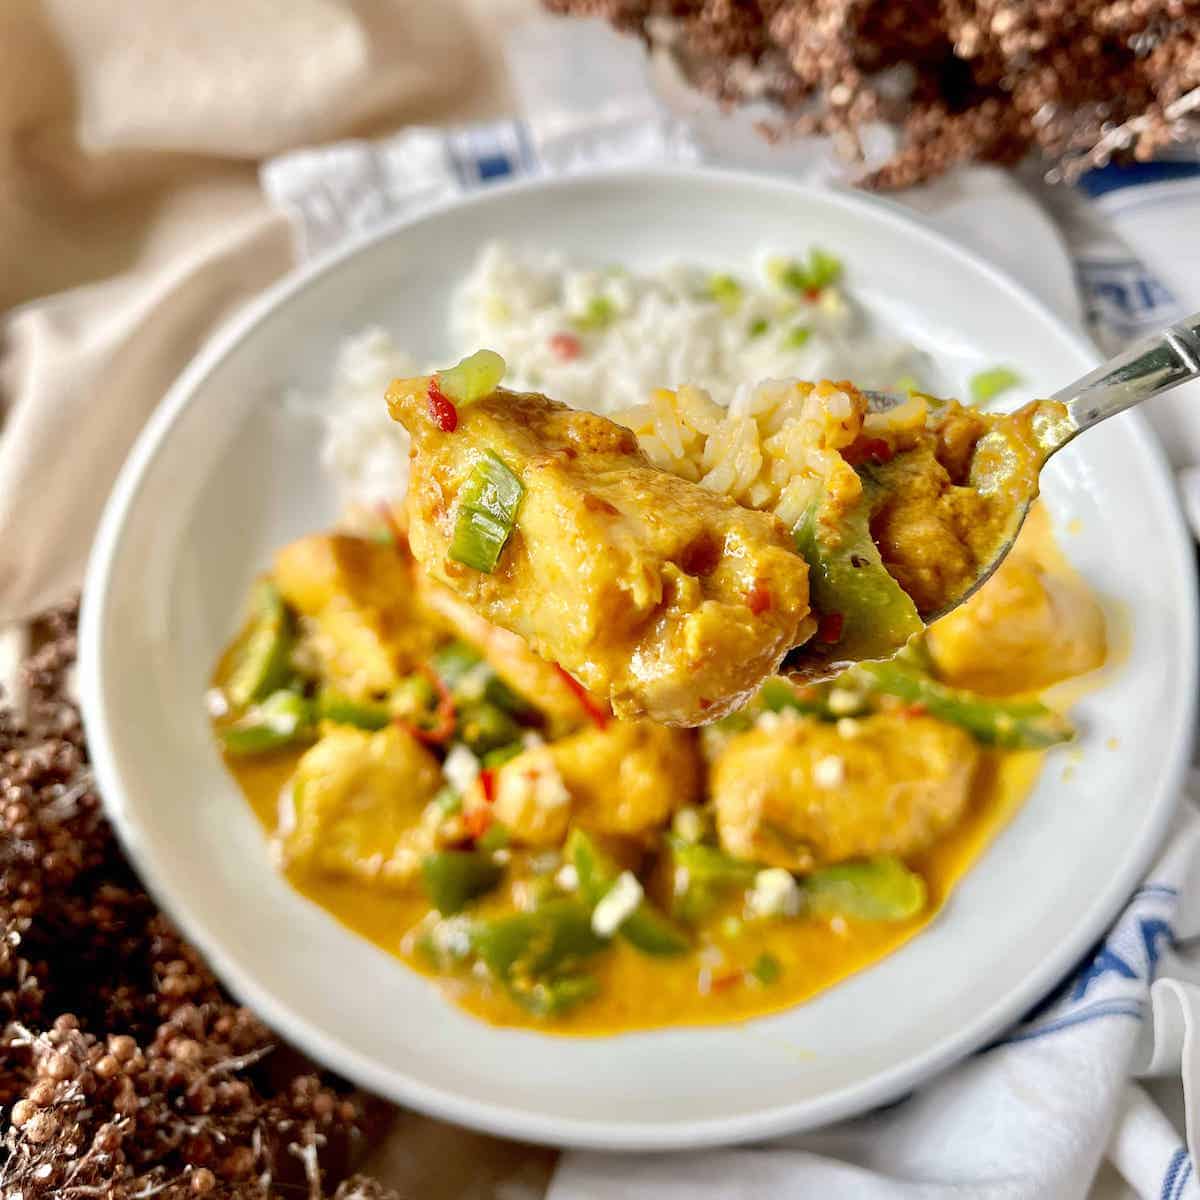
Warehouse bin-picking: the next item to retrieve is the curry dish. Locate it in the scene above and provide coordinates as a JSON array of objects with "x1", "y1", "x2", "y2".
[{"x1": 211, "y1": 484, "x2": 1105, "y2": 1032}]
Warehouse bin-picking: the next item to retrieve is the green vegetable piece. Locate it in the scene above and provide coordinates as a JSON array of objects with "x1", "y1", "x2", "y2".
[
  {"x1": 218, "y1": 690, "x2": 314, "y2": 756},
  {"x1": 802, "y1": 857, "x2": 926, "y2": 921},
  {"x1": 784, "y1": 325, "x2": 811, "y2": 349},
  {"x1": 469, "y1": 898, "x2": 606, "y2": 979},
  {"x1": 457, "y1": 701, "x2": 522, "y2": 757},
  {"x1": 477, "y1": 822, "x2": 510, "y2": 853},
  {"x1": 807, "y1": 247, "x2": 843, "y2": 289},
  {"x1": 392, "y1": 672, "x2": 436, "y2": 720},
  {"x1": 850, "y1": 659, "x2": 1074, "y2": 749},
  {"x1": 509, "y1": 973, "x2": 599, "y2": 1018},
  {"x1": 481, "y1": 742, "x2": 524, "y2": 769},
  {"x1": 708, "y1": 273, "x2": 743, "y2": 313},
  {"x1": 572, "y1": 296, "x2": 617, "y2": 330},
  {"x1": 431, "y1": 640, "x2": 483, "y2": 686},
  {"x1": 434, "y1": 785, "x2": 462, "y2": 815},
  {"x1": 567, "y1": 829, "x2": 689, "y2": 956},
  {"x1": 767, "y1": 247, "x2": 843, "y2": 294},
  {"x1": 793, "y1": 495, "x2": 924, "y2": 668},
  {"x1": 970, "y1": 367, "x2": 1021, "y2": 406},
  {"x1": 747, "y1": 316, "x2": 770, "y2": 339},
  {"x1": 758, "y1": 677, "x2": 828, "y2": 717},
  {"x1": 316, "y1": 690, "x2": 391, "y2": 730},
  {"x1": 223, "y1": 582, "x2": 293, "y2": 709},
  {"x1": 668, "y1": 836, "x2": 759, "y2": 923},
  {"x1": 749, "y1": 951, "x2": 782, "y2": 985},
  {"x1": 432, "y1": 641, "x2": 533, "y2": 717},
  {"x1": 421, "y1": 850, "x2": 504, "y2": 916},
  {"x1": 434, "y1": 349, "x2": 506, "y2": 407},
  {"x1": 449, "y1": 451, "x2": 525, "y2": 574}
]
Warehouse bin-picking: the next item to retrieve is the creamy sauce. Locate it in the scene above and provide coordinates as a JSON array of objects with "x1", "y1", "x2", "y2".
[{"x1": 228, "y1": 747, "x2": 1042, "y2": 1035}]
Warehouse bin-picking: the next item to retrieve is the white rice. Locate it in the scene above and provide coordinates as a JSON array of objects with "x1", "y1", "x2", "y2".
[{"x1": 316, "y1": 241, "x2": 928, "y2": 510}]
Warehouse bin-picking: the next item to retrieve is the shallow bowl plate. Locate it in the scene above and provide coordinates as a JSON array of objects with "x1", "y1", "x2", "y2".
[{"x1": 79, "y1": 168, "x2": 1197, "y2": 1150}]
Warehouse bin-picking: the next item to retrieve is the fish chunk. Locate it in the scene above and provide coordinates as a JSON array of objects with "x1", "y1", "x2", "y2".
[{"x1": 387, "y1": 379, "x2": 813, "y2": 725}]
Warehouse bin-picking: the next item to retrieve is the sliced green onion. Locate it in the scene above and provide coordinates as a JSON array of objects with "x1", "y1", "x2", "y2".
[
  {"x1": 434, "y1": 350, "x2": 506, "y2": 407},
  {"x1": 807, "y1": 248, "x2": 843, "y2": 289},
  {"x1": 767, "y1": 247, "x2": 844, "y2": 294},
  {"x1": 784, "y1": 325, "x2": 811, "y2": 349},
  {"x1": 747, "y1": 316, "x2": 770, "y2": 339},
  {"x1": 449, "y1": 451, "x2": 525, "y2": 574},
  {"x1": 749, "y1": 951, "x2": 782, "y2": 985},
  {"x1": 572, "y1": 296, "x2": 617, "y2": 330},
  {"x1": 708, "y1": 273, "x2": 743, "y2": 313},
  {"x1": 969, "y1": 367, "x2": 1021, "y2": 406}
]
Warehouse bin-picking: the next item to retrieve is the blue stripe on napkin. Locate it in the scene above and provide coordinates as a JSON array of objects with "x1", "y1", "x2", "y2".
[{"x1": 1079, "y1": 160, "x2": 1200, "y2": 199}]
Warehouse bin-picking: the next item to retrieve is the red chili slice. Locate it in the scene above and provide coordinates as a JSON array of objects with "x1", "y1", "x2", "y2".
[
  {"x1": 710, "y1": 970, "x2": 743, "y2": 993},
  {"x1": 804, "y1": 287, "x2": 821, "y2": 302},
  {"x1": 396, "y1": 664, "x2": 456, "y2": 745},
  {"x1": 463, "y1": 805, "x2": 493, "y2": 840},
  {"x1": 549, "y1": 332, "x2": 582, "y2": 361},
  {"x1": 841, "y1": 436, "x2": 894, "y2": 467},
  {"x1": 901, "y1": 703, "x2": 929, "y2": 718},
  {"x1": 478, "y1": 767, "x2": 496, "y2": 805},
  {"x1": 746, "y1": 579, "x2": 772, "y2": 615},
  {"x1": 426, "y1": 379, "x2": 458, "y2": 433},
  {"x1": 817, "y1": 611, "x2": 845, "y2": 643},
  {"x1": 553, "y1": 664, "x2": 610, "y2": 729}
]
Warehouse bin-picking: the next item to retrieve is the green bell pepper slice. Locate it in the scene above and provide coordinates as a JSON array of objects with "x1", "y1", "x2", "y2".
[
  {"x1": 567, "y1": 829, "x2": 689, "y2": 956},
  {"x1": 421, "y1": 850, "x2": 505, "y2": 916},
  {"x1": 802, "y1": 857, "x2": 926, "y2": 921},
  {"x1": 218, "y1": 689, "x2": 314, "y2": 756},
  {"x1": 223, "y1": 581, "x2": 294, "y2": 709},
  {"x1": 848, "y1": 660, "x2": 1074, "y2": 750},
  {"x1": 793, "y1": 492, "x2": 923, "y2": 672},
  {"x1": 316, "y1": 690, "x2": 392, "y2": 731}
]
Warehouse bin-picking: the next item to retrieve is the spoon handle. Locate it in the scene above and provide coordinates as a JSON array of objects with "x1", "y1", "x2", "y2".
[{"x1": 1052, "y1": 312, "x2": 1200, "y2": 440}]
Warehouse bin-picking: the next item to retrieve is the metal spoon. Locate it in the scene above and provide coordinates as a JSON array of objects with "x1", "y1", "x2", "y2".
[{"x1": 864, "y1": 310, "x2": 1200, "y2": 621}]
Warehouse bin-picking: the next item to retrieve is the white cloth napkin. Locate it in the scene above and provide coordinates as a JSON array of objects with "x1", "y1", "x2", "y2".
[{"x1": 261, "y1": 18, "x2": 1200, "y2": 1200}]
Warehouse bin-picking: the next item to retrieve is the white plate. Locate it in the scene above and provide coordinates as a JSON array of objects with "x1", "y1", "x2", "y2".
[{"x1": 79, "y1": 168, "x2": 1197, "y2": 1151}]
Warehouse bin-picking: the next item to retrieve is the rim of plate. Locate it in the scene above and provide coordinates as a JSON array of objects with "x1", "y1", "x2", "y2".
[{"x1": 79, "y1": 165, "x2": 1198, "y2": 1151}]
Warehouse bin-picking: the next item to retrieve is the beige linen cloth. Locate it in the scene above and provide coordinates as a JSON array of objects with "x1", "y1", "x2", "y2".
[
  {"x1": 0, "y1": 0, "x2": 529, "y2": 623},
  {"x1": 0, "y1": 0, "x2": 556, "y2": 1193}
]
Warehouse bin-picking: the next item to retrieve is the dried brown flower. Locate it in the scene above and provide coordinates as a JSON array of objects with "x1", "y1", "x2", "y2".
[
  {"x1": 544, "y1": 0, "x2": 1200, "y2": 186},
  {"x1": 0, "y1": 601, "x2": 398, "y2": 1199}
]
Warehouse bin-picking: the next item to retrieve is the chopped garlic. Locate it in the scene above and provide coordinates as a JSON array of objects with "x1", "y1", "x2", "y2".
[
  {"x1": 813, "y1": 755, "x2": 846, "y2": 789},
  {"x1": 837, "y1": 717, "x2": 861, "y2": 739},
  {"x1": 442, "y1": 744, "x2": 480, "y2": 794},
  {"x1": 555, "y1": 863, "x2": 579, "y2": 892},
  {"x1": 747, "y1": 867, "x2": 801, "y2": 918},
  {"x1": 431, "y1": 916, "x2": 472, "y2": 958},
  {"x1": 204, "y1": 688, "x2": 230, "y2": 718},
  {"x1": 591, "y1": 870, "x2": 644, "y2": 938}
]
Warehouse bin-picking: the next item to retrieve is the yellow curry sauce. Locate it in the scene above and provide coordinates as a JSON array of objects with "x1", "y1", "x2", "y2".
[
  {"x1": 227, "y1": 745, "x2": 1042, "y2": 1033},
  {"x1": 212, "y1": 500, "x2": 1105, "y2": 1035}
]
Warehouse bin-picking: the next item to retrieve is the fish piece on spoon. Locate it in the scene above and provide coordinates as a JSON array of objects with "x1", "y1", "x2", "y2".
[{"x1": 387, "y1": 352, "x2": 814, "y2": 726}]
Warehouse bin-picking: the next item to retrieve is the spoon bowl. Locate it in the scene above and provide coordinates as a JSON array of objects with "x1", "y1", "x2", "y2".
[{"x1": 859, "y1": 311, "x2": 1200, "y2": 627}]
